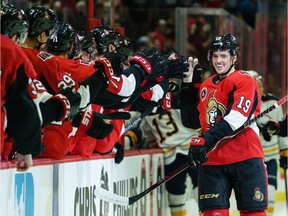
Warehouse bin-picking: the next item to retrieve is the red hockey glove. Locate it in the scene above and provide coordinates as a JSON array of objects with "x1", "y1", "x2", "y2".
[
  {"x1": 113, "y1": 142, "x2": 124, "y2": 164},
  {"x1": 50, "y1": 87, "x2": 81, "y2": 121},
  {"x1": 72, "y1": 109, "x2": 114, "y2": 139},
  {"x1": 188, "y1": 136, "x2": 208, "y2": 168},
  {"x1": 279, "y1": 148, "x2": 288, "y2": 169}
]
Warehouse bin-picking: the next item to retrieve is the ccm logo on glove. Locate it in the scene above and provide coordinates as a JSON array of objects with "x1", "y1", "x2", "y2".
[{"x1": 190, "y1": 137, "x2": 205, "y2": 146}]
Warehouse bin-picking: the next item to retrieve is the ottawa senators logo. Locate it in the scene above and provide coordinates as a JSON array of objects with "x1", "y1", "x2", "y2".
[
  {"x1": 206, "y1": 91, "x2": 226, "y2": 126},
  {"x1": 253, "y1": 187, "x2": 264, "y2": 202}
]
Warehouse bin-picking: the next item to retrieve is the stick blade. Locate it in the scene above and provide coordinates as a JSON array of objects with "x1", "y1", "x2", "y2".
[{"x1": 95, "y1": 187, "x2": 129, "y2": 206}]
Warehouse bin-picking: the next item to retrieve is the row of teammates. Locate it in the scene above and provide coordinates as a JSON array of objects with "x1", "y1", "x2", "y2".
[
  {"x1": 0, "y1": 3, "x2": 191, "y2": 169},
  {"x1": 1, "y1": 3, "x2": 288, "y2": 216}
]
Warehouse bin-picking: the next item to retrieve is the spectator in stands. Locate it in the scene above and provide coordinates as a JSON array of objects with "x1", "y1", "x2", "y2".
[
  {"x1": 247, "y1": 70, "x2": 287, "y2": 216},
  {"x1": 70, "y1": 0, "x2": 87, "y2": 33},
  {"x1": 149, "y1": 19, "x2": 167, "y2": 50},
  {"x1": 237, "y1": 0, "x2": 259, "y2": 28}
]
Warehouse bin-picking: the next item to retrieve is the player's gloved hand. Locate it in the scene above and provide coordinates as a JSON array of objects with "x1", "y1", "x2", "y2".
[
  {"x1": 188, "y1": 136, "x2": 209, "y2": 168},
  {"x1": 72, "y1": 109, "x2": 114, "y2": 139},
  {"x1": 163, "y1": 58, "x2": 189, "y2": 79},
  {"x1": 129, "y1": 47, "x2": 163, "y2": 77},
  {"x1": 161, "y1": 47, "x2": 182, "y2": 60},
  {"x1": 125, "y1": 127, "x2": 143, "y2": 148},
  {"x1": 113, "y1": 142, "x2": 124, "y2": 164},
  {"x1": 263, "y1": 120, "x2": 280, "y2": 135},
  {"x1": 279, "y1": 149, "x2": 288, "y2": 169},
  {"x1": 262, "y1": 130, "x2": 272, "y2": 141},
  {"x1": 183, "y1": 57, "x2": 202, "y2": 84},
  {"x1": 50, "y1": 86, "x2": 81, "y2": 121}
]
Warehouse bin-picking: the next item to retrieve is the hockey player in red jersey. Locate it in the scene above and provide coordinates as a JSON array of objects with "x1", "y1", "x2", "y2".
[
  {"x1": 0, "y1": 4, "x2": 81, "y2": 170},
  {"x1": 181, "y1": 34, "x2": 268, "y2": 216},
  {"x1": 45, "y1": 24, "x2": 188, "y2": 161},
  {"x1": 20, "y1": 6, "x2": 117, "y2": 159}
]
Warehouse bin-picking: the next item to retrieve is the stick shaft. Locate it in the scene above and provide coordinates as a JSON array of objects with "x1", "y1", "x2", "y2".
[{"x1": 284, "y1": 168, "x2": 288, "y2": 210}]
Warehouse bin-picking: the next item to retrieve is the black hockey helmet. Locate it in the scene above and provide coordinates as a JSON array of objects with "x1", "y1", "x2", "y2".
[
  {"x1": 80, "y1": 32, "x2": 97, "y2": 53},
  {"x1": 1, "y1": 4, "x2": 29, "y2": 43},
  {"x1": 47, "y1": 22, "x2": 76, "y2": 54},
  {"x1": 207, "y1": 34, "x2": 240, "y2": 61},
  {"x1": 25, "y1": 5, "x2": 58, "y2": 37},
  {"x1": 90, "y1": 26, "x2": 119, "y2": 54},
  {"x1": 116, "y1": 33, "x2": 134, "y2": 60}
]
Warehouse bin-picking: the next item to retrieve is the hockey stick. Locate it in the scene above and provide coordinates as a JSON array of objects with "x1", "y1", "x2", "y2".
[
  {"x1": 95, "y1": 95, "x2": 288, "y2": 206},
  {"x1": 124, "y1": 112, "x2": 147, "y2": 132},
  {"x1": 284, "y1": 167, "x2": 288, "y2": 210}
]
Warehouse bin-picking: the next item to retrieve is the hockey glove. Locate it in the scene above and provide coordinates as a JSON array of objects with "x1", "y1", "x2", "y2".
[
  {"x1": 183, "y1": 57, "x2": 202, "y2": 85},
  {"x1": 72, "y1": 109, "x2": 114, "y2": 140},
  {"x1": 263, "y1": 120, "x2": 280, "y2": 135},
  {"x1": 262, "y1": 130, "x2": 272, "y2": 142},
  {"x1": 161, "y1": 47, "x2": 183, "y2": 60},
  {"x1": 188, "y1": 136, "x2": 209, "y2": 168},
  {"x1": 50, "y1": 86, "x2": 81, "y2": 121},
  {"x1": 279, "y1": 148, "x2": 288, "y2": 169},
  {"x1": 113, "y1": 142, "x2": 124, "y2": 164},
  {"x1": 129, "y1": 47, "x2": 163, "y2": 77},
  {"x1": 163, "y1": 58, "x2": 189, "y2": 79}
]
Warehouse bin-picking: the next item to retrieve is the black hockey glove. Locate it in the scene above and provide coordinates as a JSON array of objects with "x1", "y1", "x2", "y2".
[
  {"x1": 72, "y1": 109, "x2": 114, "y2": 139},
  {"x1": 164, "y1": 58, "x2": 189, "y2": 79},
  {"x1": 161, "y1": 47, "x2": 183, "y2": 59},
  {"x1": 188, "y1": 136, "x2": 209, "y2": 168},
  {"x1": 262, "y1": 120, "x2": 280, "y2": 136},
  {"x1": 129, "y1": 47, "x2": 164, "y2": 78},
  {"x1": 113, "y1": 142, "x2": 124, "y2": 164},
  {"x1": 192, "y1": 64, "x2": 203, "y2": 84}
]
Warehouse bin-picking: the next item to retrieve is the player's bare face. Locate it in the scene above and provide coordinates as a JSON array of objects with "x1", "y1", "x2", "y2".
[{"x1": 212, "y1": 51, "x2": 234, "y2": 75}]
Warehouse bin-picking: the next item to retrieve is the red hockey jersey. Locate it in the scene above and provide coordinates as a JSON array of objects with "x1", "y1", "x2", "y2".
[
  {"x1": 198, "y1": 70, "x2": 264, "y2": 165},
  {"x1": 1, "y1": 35, "x2": 42, "y2": 157}
]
